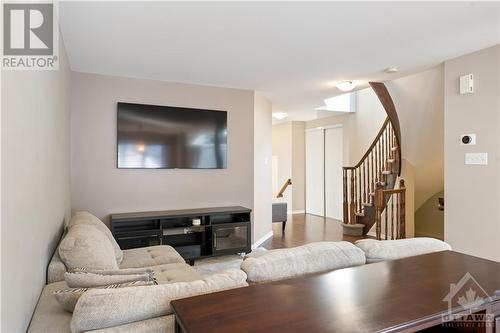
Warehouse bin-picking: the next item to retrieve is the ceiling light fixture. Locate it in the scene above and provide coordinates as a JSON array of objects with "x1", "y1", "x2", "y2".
[
  {"x1": 272, "y1": 112, "x2": 288, "y2": 120},
  {"x1": 336, "y1": 80, "x2": 359, "y2": 92},
  {"x1": 384, "y1": 67, "x2": 399, "y2": 74}
]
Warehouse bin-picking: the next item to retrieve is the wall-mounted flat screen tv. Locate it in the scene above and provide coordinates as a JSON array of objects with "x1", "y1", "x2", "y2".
[{"x1": 117, "y1": 102, "x2": 227, "y2": 169}]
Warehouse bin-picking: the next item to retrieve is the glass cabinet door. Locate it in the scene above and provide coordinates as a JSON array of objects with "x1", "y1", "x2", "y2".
[{"x1": 212, "y1": 223, "x2": 249, "y2": 253}]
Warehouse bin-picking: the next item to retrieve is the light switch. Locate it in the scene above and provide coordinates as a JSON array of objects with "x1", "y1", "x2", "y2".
[{"x1": 465, "y1": 153, "x2": 488, "y2": 165}]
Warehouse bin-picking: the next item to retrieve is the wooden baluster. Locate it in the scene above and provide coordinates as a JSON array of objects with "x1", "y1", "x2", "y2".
[
  {"x1": 389, "y1": 125, "x2": 392, "y2": 160},
  {"x1": 384, "y1": 194, "x2": 388, "y2": 240},
  {"x1": 380, "y1": 128, "x2": 384, "y2": 175},
  {"x1": 363, "y1": 162, "x2": 367, "y2": 203},
  {"x1": 374, "y1": 183, "x2": 383, "y2": 240},
  {"x1": 383, "y1": 128, "x2": 386, "y2": 172},
  {"x1": 385, "y1": 127, "x2": 389, "y2": 172},
  {"x1": 391, "y1": 193, "x2": 395, "y2": 239},
  {"x1": 387, "y1": 126, "x2": 391, "y2": 168},
  {"x1": 358, "y1": 167, "x2": 361, "y2": 212},
  {"x1": 396, "y1": 193, "x2": 400, "y2": 239},
  {"x1": 385, "y1": 126, "x2": 389, "y2": 171},
  {"x1": 350, "y1": 170, "x2": 355, "y2": 224},
  {"x1": 343, "y1": 168, "x2": 348, "y2": 224},
  {"x1": 391, "y1": 125, "x2": 396, "y2": 159},
  {"x1": 391, "y1": 124, "x2": 395, "y2": 159},
  {"x1": 375, "y1": 141, "x2": 379, "y2": 183},
  {"x1": 377, "y1": 139, "x2": 382, "y2": 182},
  {"x1": 400, "y1": 179, "x2": 406, "y2": 238},
  {"x1": 370, "y1": 150, "x2": 374, "y2": 197}
]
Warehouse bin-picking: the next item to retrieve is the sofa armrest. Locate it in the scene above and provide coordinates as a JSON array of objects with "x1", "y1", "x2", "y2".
[
  {"x1": 85, "y1": 315, "x2": 175, "y2": 333},
  {"x1": 355, "y1": 238, "x2": 452, "y2": 263},
  {"x1": 71, "y1": 269, "x2": 248, "y2": 333}
]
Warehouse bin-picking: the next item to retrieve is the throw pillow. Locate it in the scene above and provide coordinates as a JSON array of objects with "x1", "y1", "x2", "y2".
[
  {"x1": 59, "y1": 224, "x2": 119, "y2": 271},
  {"x1": 54, "y1": 280, "x2": 153, "y2": 312},
  {"x1": 69, "y1": 211, "x2": 124, "y2": 264},
  {"x1": 65, "y1": 269, "x2": 156, "y2": 288}
]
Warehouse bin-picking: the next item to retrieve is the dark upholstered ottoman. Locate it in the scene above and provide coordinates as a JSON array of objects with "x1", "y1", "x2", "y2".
[{"x1": 272, "y1": 202, "x2": 287, "y2": 232}]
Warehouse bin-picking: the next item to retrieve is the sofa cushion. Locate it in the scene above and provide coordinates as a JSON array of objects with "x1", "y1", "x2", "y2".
[
  {"x1": 152, "y1": 263, "x2": 202, "y2": 284},
  {"x1": 119, "y1": 245, "x2": 185, "y2": 269},
  {"x1": 54, "y1": 280, "x2": 154, "y2": 312},
  {"x1": 71, "y1": 269, "x2": 248, "y2": 333},
  {"x1": 355, "y1": 237, "x2": 452, "y2": 263},
  {"x1": 241, "y1": 241, "x2": 366, "y2": 283},
  {"x1": 59, "y1": 224, "x2": 119, "y2": 271},
  {"x1": 65, "y1": 269, "x2": 155, "y2": 288},
  {"x1": 70, "y1": 211, "x2": 123, "y2": 264},
  {"x1": 27, "y1": 281, "x2": 71, "y2": 333}
]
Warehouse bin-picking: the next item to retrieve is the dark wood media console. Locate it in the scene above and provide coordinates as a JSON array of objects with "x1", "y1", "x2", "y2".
[{"x1": 110, "y1": 206, "x2": 252, "y2": 263}]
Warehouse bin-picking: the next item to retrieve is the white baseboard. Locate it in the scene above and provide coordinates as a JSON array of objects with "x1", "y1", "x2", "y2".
[
  {"x1": 252, "y1": 230, "x2": 273, "y2": 249},
  {"x1": 286, "y1": 210, "x2": 305, "y2": 214}
]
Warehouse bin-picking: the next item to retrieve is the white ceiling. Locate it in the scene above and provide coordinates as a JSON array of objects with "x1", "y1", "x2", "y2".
[{"x1": 59, "y1": 1, "x2": 500, "y2": 121}]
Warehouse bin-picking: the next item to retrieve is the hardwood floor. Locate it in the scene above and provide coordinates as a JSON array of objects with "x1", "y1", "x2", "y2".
[{"x1": 262, "y1": 213, "x2": 368, "y2": 250}]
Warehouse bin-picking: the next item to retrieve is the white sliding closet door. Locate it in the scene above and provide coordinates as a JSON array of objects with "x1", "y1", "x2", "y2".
[
  {"x1": 305, "y1": 129, "x2": 325, "y2": 216},
  {"x1": 325, "y1": 127, "x2": 343, "y2": 220}
]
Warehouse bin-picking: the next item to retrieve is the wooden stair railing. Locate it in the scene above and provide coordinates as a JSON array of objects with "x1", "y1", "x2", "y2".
[
  {"x1": 276, "y1": 178, "x2": 292, "y2": 198},
  {"x1": 374, "y1": 179, "x2": 406, "y2": 240},
  {"x1": 342, "y1": 82, "x2": 405, "y2": 239}
]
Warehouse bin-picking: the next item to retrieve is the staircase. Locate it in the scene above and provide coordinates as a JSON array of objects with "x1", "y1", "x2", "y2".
[{"x1": 342, "y1": 82, "x2": 406, "y2": 240}]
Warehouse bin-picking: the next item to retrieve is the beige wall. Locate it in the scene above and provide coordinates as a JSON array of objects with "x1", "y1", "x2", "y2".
[
  {"x1": 348, "y1": 89, "x2": 387, "y2": 164},
  {"x1": 387, "y1": 66, "x2": 444, "y2": 209},
  {"x1": 401, "y1": 159, "x2": 416, "y2": 238},
  {"x1": 272, "y1": 121, "x2": 305, "y2": 212},
  {"x1": 444, "y1": 45, "x2": 500, "y2": 261},
  {"x1": 253, "y1": 93, "x2": 273, "y2": 242},
  {"x1": 291, "y1": 122, "x2": 305, "y2": 212},
  {"x1": 1, "y1": 41, "x2": 71, "y2": 332},
  {"x1": 415, "y1": 190, "x2": 444, "y2": 239},
  {"x1": 306, "y1": 89, "x2": 386, "y2": 166},
  {"x1": 70, "y1": 72, "x2": 256, "y2": 225},
  {"x1": 272, "y1": 122, "x2": 292, "y2": 208}
]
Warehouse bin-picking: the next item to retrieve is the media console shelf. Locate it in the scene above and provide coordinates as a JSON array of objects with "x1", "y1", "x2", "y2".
[{"x1": 110, "y1": 206, "x2": 252, "y2": 263}]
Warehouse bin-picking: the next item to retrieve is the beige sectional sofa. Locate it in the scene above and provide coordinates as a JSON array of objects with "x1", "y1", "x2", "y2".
[
  {"x1": 28, "y1": 211, "x2": 452, "y2": 333},
  {"x1": 29, "y1": 212, "x2": 247, "y2": 333}
]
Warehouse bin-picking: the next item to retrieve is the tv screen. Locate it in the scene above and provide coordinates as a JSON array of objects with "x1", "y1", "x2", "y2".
[{"x1": 117, "y1": 102, "x2": 227, "y2": 169}]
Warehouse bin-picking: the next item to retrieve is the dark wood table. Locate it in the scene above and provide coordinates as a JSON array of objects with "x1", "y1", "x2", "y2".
[{"x1": 171, "y1": 251, "x2": 500, "y2": 333}]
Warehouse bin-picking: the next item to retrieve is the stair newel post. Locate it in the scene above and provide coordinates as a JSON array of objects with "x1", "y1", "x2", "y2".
[
  {"x1": 374, "y1": 182, "x2": 384, "y2": 240},
  {"x1": 399, "y1": 179, "x2": 406, "y2": 238}
]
